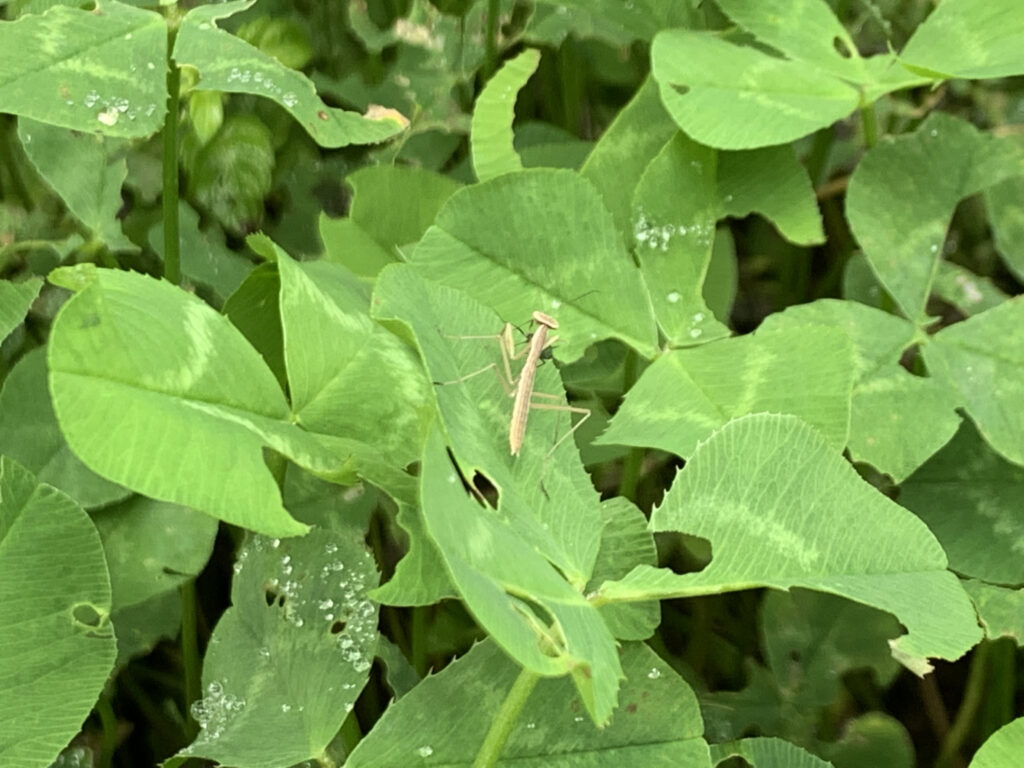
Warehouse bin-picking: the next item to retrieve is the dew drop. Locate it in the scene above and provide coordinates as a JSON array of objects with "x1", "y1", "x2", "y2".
[
  {"x1": 282, "y1": 92, "x2": 298, "y2": 108},
  {"x1": 281, "y1": 704, "x2": 291, "y2": 713},
  {"x1": 573, "y1": 715, "x2": 584, "y2": 723},
  {"x1": 97, "y1": 107, "x2": 120, "y2": 126},
  {"x1": 550, "y1": 299, "x2": 562, "y2": 309},
  {"x1": 647, "y1": 667, "x2": 662, "y2": 679},
  {"x1": 147, "y1": 62, "x2": 156, "y2": 70},
  {"x1": 667, "y1": 291, "x2": 680, "y2": 304},
  {"x1": 689, "y1": 328, "x2": 702, "y2": 339},
  {"x1": 417, "y1": 746, "x2": 434, "y2": 758},
  {"x1": 84, "y1": 90, "x2": 100, "y2": 108}
]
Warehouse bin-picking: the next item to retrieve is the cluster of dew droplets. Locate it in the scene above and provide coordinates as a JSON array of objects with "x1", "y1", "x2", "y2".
[
  {"x1": 634, "y1": 209, "x2": 715, "y2": 253},
  {"x1": 190, "y1": 680, "x2": 246, "y2": 743},
  {"x1": 226, "y1": 67, "x2": 297, "y2": 108},
  {"x1": 241, "y1": 534, "x2": 378, "y2": 678},
  {"x1": 79, "y1": 87, "x2": 157, "y2": 127},
  {"x1": 322, "y1": 539, "x2": 378, "y2": 676}
]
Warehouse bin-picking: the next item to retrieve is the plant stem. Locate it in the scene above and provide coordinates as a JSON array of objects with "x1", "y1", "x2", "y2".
[
  {"x1": 484, "y1": 0, "x2": 499, "y2": 81},
  {"x1": 0, "y1": 118, "x2": 33, "y2": 211},
  {"x1": 95, "y1": 689, "x2": 118, "y2": 768},
  {"x1": 411, "y1": 605, "x2": 428, "y2": 677},
  {"x1": 472, "y1": 667, "x2": 539, "y2": 768},
  {"x1": 935, "y1": 641, "x2": 989, "y2": 768},
  {"x1": 180, "y1": 579, "x2": 202, "y2": 739},
  {"x1": 339, "y1": 709, "x2": 364, "y2": 756},
  {"x1": 618, "y1": 348, "x2": 644, "y2": 500},
  {"x1": 860, "y1": 102, "x2": 878, "y2": 149},
  {"x1": 162, "y1": 18, "x2": 181, "y2": 286}
]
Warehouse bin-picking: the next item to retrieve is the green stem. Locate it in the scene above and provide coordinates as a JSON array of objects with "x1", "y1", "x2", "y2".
[
  {"x1": 162, "y1": 18, "x2": 181, "y2": 286},
  {"x1": 472, "y1": 668, "x2": 539, "y2": 768},
  {"x1": 935, "y1": 641, "x2": 989, "y2": 768},
  {"x1": 95, "y1": 689, "x2": 118, "y2": 768},
  {"x1": 618, "y1": 349, "x2": 645, "y2": 500},
  {"x1": 411, "y1": 606, "x2": 428, "y2": 677},
  {"x1": 484, "y1": 0, "x2": 499, "y2": 80},
  {"x1": 0, "y1": 118, "x2": 33, "y2": 210},
  {"x1": 180, "y1": 579, "x2": 202, "y2": 739},
  {"x1": 804, "y1": 126, "x2": 834, "y2": 188},
  {"x1": 860, "y1": 102, "x2": 878, "y2": 149},
  {"x1": 338, "y1": 709, "x2": 364, "y2": 757}
]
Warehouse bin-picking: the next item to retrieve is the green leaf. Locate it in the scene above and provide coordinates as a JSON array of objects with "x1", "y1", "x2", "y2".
[
  {"x1": 412, "y1": 169, "x2": 658, "y2": 360},
  {"x1": 0, "y1": 457, "x2": 116, "y2": 768},
  {"x1": 110, "y1": 589, "x2": 181, "y2": 668},
  {"x1": 148, "y1": 202, "x2": 252, "y2": 302},
  {"x1": 236, "y1": 15, "x2": 313, "y2": 71},
  {"x1": 846, "y1": 113, "x2": 1024, "y2": 324},
  {"x1": 581, "y1": 78, "x2": 678, "y2": 243},
  {"x1": 651, "y1": 29, "x2": 861, "y2": 150},
  {"x1": 373, "y1": 266, "x2": 604, "y2": 587},
  {"x1": 702, "y1": 590, "x2": 900, "y2": 745},
  {"x1": 922, "y1": 297, "x2": 1024, "y2": 466},
  {"x1": 529, "y1": 0, "x2": 691, "y2": 45},
  {"x1": 177, "y1": 529, "x2": 380, "y2": 768},
  {"x1": 970, "y1": 717, "x2": 1024, "y2": 768},
  {"x1": 174, "y1": 0, "x2": 405, "y2": 149},
  {"x1": 347, "y1": 640, "x2": 711, "y2": 767},
  {"x1": 900, "y1": 421, "x2": 1024, "y2": 585},
  {"x1": 759, "y1": 298, "x2": 959, "y2": 483},
  {"x1": 900, "y1": 0, "x2": 1024, "y2": 80},
  {"x1": 715, "y1": 0, "x2": 866, "y2": 80},
  {"x1": 348, "y1": 165, "x2": 460, "y2": 250},
  {"x1": 985, "y1": 175, "x2": 1024, "y2": 282},
  {"x1": 320, "y1": 165, "x2": 462, "y2": 277},
  {"x1": 0, "y1": 348, "x2": 129, "y2": 508},
  {"x1": 18, "y1": 118, "x2": 136, "y2": 251},
  {"x1": 718, "y1": 145, "x2": 825, "y2": 246},
  {"x1": 471, "y1": 48, "x2": 540, "y2": 182},
  {"x1": 632, "y1": 134, "x2": 730, "y2": 346},
  {"x1": 932, "y1": 261, "x2": 1009, "y2": 317},
  {"x1": 589, "y1": 498, "x2": 660, "y2": 641},
  {"x1": 822, "y1": 713, "x2": 915, "y2": 768},
  {"x1": 369, "y1": 501, "x2": 457, "y2": 606},
  {"x1": 47, "y1": 267, "x2": 346, "y2": 536},
  {"x1": 0, "y1": 277, "x2": 41, "y2": 344},
  {"x1": 418, "y1": 426, "x2": 621, "y2": 724},
  {"x1": 274, "y1": 244, "x2": 432, "y2": 471},
  {"x1": 598, "y1": 324, "x2": 855, "y2": 458},
  {"x1": 961, "y1": 580, "x2": 1024, "y2": 642},
  {"x1": 598, "y1": 414, "x2": 982, "y2": 671},
  {"x1": 0, "y1": 0, "x2": 166, "y2": 137},
  {"x1": 221, "y1": 263, "x2": 286, "y2": 388},
  {"x1": 91, "y1": 496, "x2": 217, "y2": 611},
  {"x1": 183, "y1": 113, "x2": 275, "y2": 236},
  {"x1": 710, "y1": 737, "x2": 832, "y2": 767}
]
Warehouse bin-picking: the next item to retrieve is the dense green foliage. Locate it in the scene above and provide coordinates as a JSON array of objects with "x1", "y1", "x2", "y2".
[{"x1": 1, "y1": 1, "x2": 1024, "y2": 767}]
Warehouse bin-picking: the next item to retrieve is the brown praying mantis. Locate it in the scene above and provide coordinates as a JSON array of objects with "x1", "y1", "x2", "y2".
[{"x1": 439, "y1": 310, "x2": 591, "y2": 459}]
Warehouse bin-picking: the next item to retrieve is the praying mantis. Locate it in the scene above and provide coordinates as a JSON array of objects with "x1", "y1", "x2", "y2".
[{"x1": 439, "y1": 310, "x2": 591, "y2": 459}]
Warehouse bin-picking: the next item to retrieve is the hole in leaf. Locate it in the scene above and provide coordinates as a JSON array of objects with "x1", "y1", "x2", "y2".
[
  {"x1": 71, "y1": 602, "x2": 104, "y2": 628},
  {"x1": 788, "y1": 650, "x2": 801, "y2": 662},
  {"x1": 265, "y1": 587, "x2": 284, "y2": 607},
  {"x1": 330, "y1": 620, "x2": 346, "y2": 635},
  {"x1": 833, "y1": 36, "x2": 853, "y2": 58},
  {"x1": 471, "y1": 471, "x2": 499, "y2": 509},
  {"x1": 671, "y1": 83, "x2": 691, "y2": 96}
]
